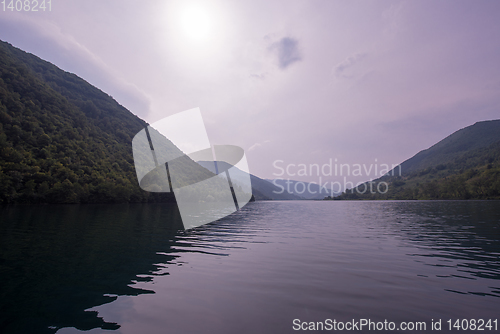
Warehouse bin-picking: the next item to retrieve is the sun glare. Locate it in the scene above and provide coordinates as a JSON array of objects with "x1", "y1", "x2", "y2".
[{"x1": 179, "y1": 5, "x2": 212, "y2": 42}]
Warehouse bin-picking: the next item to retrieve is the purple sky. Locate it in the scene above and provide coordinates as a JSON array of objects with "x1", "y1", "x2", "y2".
[{"x1": 1, "y1": 0, "x2": 500, "y2": 186}]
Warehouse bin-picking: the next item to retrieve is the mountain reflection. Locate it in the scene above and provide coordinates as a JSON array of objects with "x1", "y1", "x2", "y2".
[
  {"x1": 0, "y1": 204, "x2": 186, "y2": 333},
  {"x1": 1, "y1": 201, "x2": 499, "y2": 334}
]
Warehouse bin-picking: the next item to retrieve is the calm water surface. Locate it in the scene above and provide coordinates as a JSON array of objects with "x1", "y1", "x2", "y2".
[{"x1": 0, "y1": 201, "x2": 499, "y2": 333}]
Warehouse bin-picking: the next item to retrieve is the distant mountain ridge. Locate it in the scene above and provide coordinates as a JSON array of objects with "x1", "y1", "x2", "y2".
[
  {"x1": 266, "y1": 178, "x2": 340, "y2": 199},
  {"x1": 196, "y1": 161, "x2": 302, "y2": 200},
  {"x1": 334, "y1": 120, "x2": 500, "y2": 200}
]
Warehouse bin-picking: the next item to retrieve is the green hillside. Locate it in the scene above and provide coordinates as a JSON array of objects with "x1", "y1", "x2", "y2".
[
  {"x1": 398, "y1": 120, "x2": 500, "y2": 174},
  {"x1": 0, "y1": 40, "x2": 209, "y2": 204},
  {"x1": 333, "y1": 120, "x2": 500, "y2": 200}
]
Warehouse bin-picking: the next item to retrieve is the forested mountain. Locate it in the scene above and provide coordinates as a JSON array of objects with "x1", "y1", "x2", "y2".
[
  {"x1": 396, "y1": 120, "x2": 500, "y2": 175},
  {"x1": 0, "y1": 39, "x2": 200, "y2": 204},
  {"x1": 333, "y1": 120, "x2": 500, "y2": 200}
]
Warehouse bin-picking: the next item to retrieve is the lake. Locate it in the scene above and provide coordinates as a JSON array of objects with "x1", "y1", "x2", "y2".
[{"x1": 0, "y1": 201, "x2": 499, "y2": 333}]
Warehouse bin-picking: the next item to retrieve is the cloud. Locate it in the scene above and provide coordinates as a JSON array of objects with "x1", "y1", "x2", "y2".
[
  {"x1": 0, "y1": 14, "x2": 152, "y2": 118},
  {"x1": 248, "y1": 140, "x2": 271, "y2": 151},
  {"x1": 250, "y1": 73, "x2": 268, "y2": 80},
  {"x1": 269, "y1": 37, "x2": 302, "y2": 70},
  {"x1": 333, "y1": 52, "x2": 368, "y2": 77}
]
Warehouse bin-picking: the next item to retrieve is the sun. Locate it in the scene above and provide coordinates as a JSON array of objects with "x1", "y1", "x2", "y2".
[{"x1": 179, "y1": 5, "x2": 212, "y2": 42}]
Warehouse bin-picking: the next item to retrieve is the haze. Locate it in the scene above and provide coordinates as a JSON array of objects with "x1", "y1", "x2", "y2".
[{"x1": 1, "y1": 0, "x2": 499, "y2": 185}]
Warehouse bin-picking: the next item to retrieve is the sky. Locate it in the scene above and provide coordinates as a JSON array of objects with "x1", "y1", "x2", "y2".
[{"x1": 1, "y1": 0, "x2": 500, "y2": 187}]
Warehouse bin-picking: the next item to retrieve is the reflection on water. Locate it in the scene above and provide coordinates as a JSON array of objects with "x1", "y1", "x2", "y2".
[
  {"x1": 0, "y1": 204, "x2": 183, "y2": 333},
  {"x1": 0, "y1": 201, "x2": 499, "y2": 334},
  {"x1": 385, "y1": 201, "x2": 500, "y2": 296}
]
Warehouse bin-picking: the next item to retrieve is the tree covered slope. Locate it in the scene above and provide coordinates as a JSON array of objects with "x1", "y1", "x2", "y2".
[
  {"x1": 0, "y1": 39, "x2": 203, "y2": 204},
  {"x1": 398, "y1": 120, "x2": 500, "y2": 174},
  {"x1": 333, "y1": 120, "x2": 500, "y2": 200}
]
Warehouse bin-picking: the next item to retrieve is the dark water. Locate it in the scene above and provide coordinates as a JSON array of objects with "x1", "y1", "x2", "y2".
[{"x1": 0, "y1": 201, "x2": 499, "y2": 334}]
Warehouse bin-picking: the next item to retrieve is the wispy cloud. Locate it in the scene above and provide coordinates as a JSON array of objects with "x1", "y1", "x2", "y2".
[
  {"x1": 248, "y1": 140, "x2": 271, "y2": 151},
  {"x1": 250, "y1": 73, "x2": 268, "y2": 80},
  {"x1": 269, "y1": 37, "x2": 302, "y2": 70},
  {"x1": 333, "y1": 52, "x2": 368, "y2": 77},
  {"x1": 0, "y1": 15, "x2": 152, "y2": 118}
]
